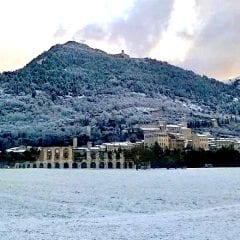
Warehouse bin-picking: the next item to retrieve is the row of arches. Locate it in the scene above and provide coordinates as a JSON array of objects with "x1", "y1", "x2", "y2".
[{"x1": 17, "y1": 161, "x2": 134, "y2": 169}]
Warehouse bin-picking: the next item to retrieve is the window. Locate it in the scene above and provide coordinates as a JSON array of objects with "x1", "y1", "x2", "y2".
[
  {"x1": 47, "y1": 149, "x2": 52, "y2": 160},
  {"x1": 55, "y1": 149, "x2": 60, "y2": 160},
  {"x1": 91, "y1": 151, "x2": 96, "y2": 160},
  {"x1": 63, "y1": 148, "x2": 69, "y2": 159}
]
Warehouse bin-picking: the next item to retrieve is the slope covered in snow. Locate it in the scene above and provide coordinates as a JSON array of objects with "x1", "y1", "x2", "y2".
[{"x1": 0, "y1": 168, "x2": 240, "y2": 239}]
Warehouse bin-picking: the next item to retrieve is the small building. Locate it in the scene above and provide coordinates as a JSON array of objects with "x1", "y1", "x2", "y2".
[
  {"x1": 211, "y1": 118, "x2": 218, "y2": 128},
  {"x1": 215, "y1": 138, "x2": 234, "y2": 149},
  {"x1": 144, "y1": 130, "x2": 169, "y2": 149},
  {"x1": 192, "y1": 134, "x2": 209, "y2": 151}
]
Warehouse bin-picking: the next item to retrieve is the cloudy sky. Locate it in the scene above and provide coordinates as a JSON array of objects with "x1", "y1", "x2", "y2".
[{"x1": 0, "y1": 0, "x2": 238, "y2": 80}]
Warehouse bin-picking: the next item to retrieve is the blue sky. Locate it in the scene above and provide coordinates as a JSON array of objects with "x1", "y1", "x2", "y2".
[{"x1": 0, "y1": 0, "x2": 238, "y2": 80}]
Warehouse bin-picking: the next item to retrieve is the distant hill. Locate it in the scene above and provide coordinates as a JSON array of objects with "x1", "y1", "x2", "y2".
[{"x1": 0, "y1": 41, "x2": 239, "y2": 148}]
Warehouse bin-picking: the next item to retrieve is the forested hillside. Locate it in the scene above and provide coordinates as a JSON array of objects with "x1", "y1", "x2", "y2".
[
  {"x1": 0, "y1": 41, "x2": 239, "y2": 148},
  {"x1": 229, "y1": 78, "x2": 240, "y2": 90}
]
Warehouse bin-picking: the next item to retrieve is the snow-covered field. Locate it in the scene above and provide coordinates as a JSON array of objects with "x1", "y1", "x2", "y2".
[{"x1": 1, "y1": 168, "x2": 240, "y2": 240}]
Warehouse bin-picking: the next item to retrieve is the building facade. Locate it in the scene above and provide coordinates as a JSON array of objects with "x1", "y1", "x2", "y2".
[
  {"x1": 169, "y1": 135, "x2": 186, "y2": 151},
  {"x1": 144, "y1": 130, "x2": 170, "y2": 149},
  {"x1": 15, "y1": 143, "x2": 136, "y2": 169},
  {"x1": 192, "y1": 134, "x2": 209, "y2": 150},
  {"x1": 142, "y1": 122, "x2": 191, "y2": 150}
]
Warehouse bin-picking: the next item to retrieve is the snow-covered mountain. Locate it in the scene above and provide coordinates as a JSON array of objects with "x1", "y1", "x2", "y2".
[{"x1": 0, "y1": 41, "x2": 239, "y2": 148}]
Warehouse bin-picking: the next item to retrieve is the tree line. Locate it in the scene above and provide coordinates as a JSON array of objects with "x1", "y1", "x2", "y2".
[
  {"x1": 0, "y1": 148, "x2": 39, "y2": 168},
  {"x1": 124, "y1": 142, "x2": 240, "y2": 168},
  {"x1": 1, "y1": 142, "x2": 240, "y2": 168}
]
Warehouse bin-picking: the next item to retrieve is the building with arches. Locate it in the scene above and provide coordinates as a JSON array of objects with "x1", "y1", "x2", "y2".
[{"x1": 15, "y1": 142, "x2": 138, "y2": 169}]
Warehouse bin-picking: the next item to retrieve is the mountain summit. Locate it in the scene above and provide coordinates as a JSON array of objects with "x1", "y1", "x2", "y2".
[{"x1": 0, "y1": 41, "x2": 239, "y2": 147}]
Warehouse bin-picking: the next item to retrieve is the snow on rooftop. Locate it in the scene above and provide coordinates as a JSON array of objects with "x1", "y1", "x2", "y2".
[
  {"x1": 90, "y1": 147, "x2": 101, "y2": 150},
  {"x1": 103, "y1": 142, "x2": 136, "y2": 146},
  {"x1": 195, "y1": 134, "x2": 209, "y2": 137},
  {"x1": 167, "y1": 124, "x2": 180, "y2": 128},
  {"x1": 6, "y1": 146, "x2": 27, "y2": 153},
  {"x1": 141, "y1": 127, "x2": 160, "y2": 131},
  {"x1": 74, "y1": 147, "x2": 89, "y2": 150}
]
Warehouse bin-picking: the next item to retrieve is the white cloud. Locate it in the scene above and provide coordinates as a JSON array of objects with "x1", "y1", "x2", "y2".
[
  {"x1": 0, "y1": 0, "x2": 135, "y2": 72},
  {"x1": 0, "y1": 0, "x2": 239, "y2": 80},
  {"x1": 182, "y1": 0, "x2": 240, "y2": 80},
  {"x1": 74, "y1": 0, "x2": 175, "y2": 57},
  {"x1": 149, "y1": 0, "x2": 198, "y2": 62}
]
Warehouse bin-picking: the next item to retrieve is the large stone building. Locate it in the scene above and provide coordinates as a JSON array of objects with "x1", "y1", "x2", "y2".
[
  {"x1": 38, "y1": 146, "x2": 73, "y2": 169},
  {"x1": 142, "y1": 121, "x2": 191, "y2": 150},
  {"x1": 169, "y1": 134, "x2": 186, "y2": 151},
  {"x1": 15, "y1": 146, "x2": 73, "y2": 169},
  {"x1": 143, "y1": 128, "x2": 170, "y2": 149},
  {"x1": 15, "y1": 141, "x2": 137, "y2": 169}
]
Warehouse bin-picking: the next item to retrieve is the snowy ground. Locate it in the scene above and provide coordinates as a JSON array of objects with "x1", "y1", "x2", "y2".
[{"x1": 0, "y1": 169, "x2": 240, "y2": 240}]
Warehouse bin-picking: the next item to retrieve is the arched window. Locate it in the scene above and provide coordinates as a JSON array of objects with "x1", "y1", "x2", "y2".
[
  {"x1": 90, "y1": 162, "x2": 96, "y2": 168},
  {"x1": 129, "y1": 162, "x2": 133, "y2": 169},
  {"x1": 116, "y1": 162, "x2": 121, "y2": 169},
  {"x1": 108, "y1": 162, "x2": 113, "y2": 169},
  {"x1": 63, "y1": 148, "x2": 69, "y2": 159},
  {"x1": 108, "y1": 151, "x2": 113, "y2": 160},
  {"x1": 99, "y1": 162, "x2": 105, "y2": 169},
  {"x1": 116, "y1": 152, "x2": 120, "y2": 160},
  {"x1": 55, "y1": 149, "x2": 60, "y2": 160},
  {"x1": 99, "y1": 152, "x2": 104, "y2": 160},
  {"x1": 47, "y1": 149, "x2": 52, "y2": 160},
  {"x1": 91, "y1": 151, "x2": 96, "y2": 160},
  {"x1": 55, "y1": 162, "x2": 60, "y2": 169},
  {"x1": 72, "y1": 162, "x2": 78, "y2": 169},
  {"x1": 81, "y1": 162, "x2": 87, "y2": 168},
  {"x1": 64, "y1": 162, "x2": 69, "y2": 168}
]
